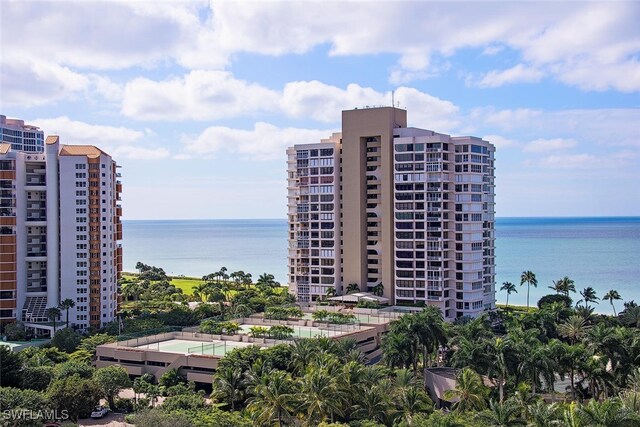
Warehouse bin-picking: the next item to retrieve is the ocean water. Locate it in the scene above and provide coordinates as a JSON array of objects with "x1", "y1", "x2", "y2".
[{"x1": 122, "y1": 217, "x2": 640, "y2": 313}]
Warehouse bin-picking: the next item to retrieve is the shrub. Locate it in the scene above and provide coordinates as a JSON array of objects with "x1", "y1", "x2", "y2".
[
  {"x1": 538, "y1": 294, "x2": 573, "y2": 309},
  {"x1": 21, "y1": 365, "x2": 54, "y2": 391},
  {"x1": 3, "y1": 321, "x2": 26, "y2": 341},
  {"x1": 0, "y1": 345, "x2": 21, "y2": 387},
  {"x1": 312, "y1": 310, "x2": 330, "y2": 322},
  {"x1": 53, "y1": 360, "x2": 94, "y2": 379},
  {"x1": 268, "y1": 325, "x2": 295, "y2": 340},
  {"x1": 114, "y1": 397, "x2": 134, "y2": 413},
  {"x1": 327, "y1": 312, "x2": 357, "y2": 324},
  {"x1": 50, "y1": 328, "x2": 83, "y2": 353},
  {"x1": 46, "y1": 374, "x2": 101, "y2": 421},
  {"x1": 159, "y1": 368, "x2": 186, "y2": 388},
  {"x1": 248, "y1": 326, "x2": 269, "y2": 338},
  {"x1": 78, "y1": 333, "x2": 115, "y2": 355},
  {"x1": 200, "y1": 320, "x2": 241, "y2": 335},
  {"x1": 160, "y1": 393, "x2": 207, "y2": 412},
  {"x1": 264, "y1": 306, "x2": 303, "y2": 320}
]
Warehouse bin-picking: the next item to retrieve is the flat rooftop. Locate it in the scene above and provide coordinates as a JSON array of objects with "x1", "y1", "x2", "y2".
[
  {"x1": 134, "y1": 338, "x2": 256, "y2": 356},
  {"x1": 238, "y1": 322, "x2": 366, "y2": 338}
]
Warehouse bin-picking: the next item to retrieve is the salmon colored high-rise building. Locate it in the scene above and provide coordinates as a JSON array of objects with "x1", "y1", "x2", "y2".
[{"x1": 0, "y1": 118, "x2": 121, "y2": 334}]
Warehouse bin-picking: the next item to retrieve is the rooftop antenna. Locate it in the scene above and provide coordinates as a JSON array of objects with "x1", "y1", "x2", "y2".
[{"x1": 391, "y1": 90, "x2": 395, "y2": 108}]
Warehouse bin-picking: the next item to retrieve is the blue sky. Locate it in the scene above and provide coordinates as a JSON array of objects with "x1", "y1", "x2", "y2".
[{"x1": 1, "y1": 1, "x2": 639, "y2": 219}]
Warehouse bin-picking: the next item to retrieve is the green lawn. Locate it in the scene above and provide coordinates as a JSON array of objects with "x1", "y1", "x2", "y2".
[
  {"x1": 170, "y1": 277, "x2": 203, "y2": 295},
  {"x1": 122, "y1": 273, "x2": 203, "y2": 295},
  {"x1": 121, "y1": 273, "x2": 288, "y2": 297}
]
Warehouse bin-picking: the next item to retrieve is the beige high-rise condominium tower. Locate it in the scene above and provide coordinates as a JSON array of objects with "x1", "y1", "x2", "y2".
[
  {"x1": 0, "y1": 125, "x2": 122, "y2": 333},
  {"x1": 287, "y1": 107, "x2": 495, "y2": 319}
]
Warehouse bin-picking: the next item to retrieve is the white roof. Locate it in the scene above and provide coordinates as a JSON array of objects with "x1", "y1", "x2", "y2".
[{"x1": 328, "y1": 292, "x2": 389, "y2": 303}]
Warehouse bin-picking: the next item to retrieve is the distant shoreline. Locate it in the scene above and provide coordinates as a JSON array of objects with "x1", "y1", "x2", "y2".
[{"x1": 120, "y1": 216, "x2": 640, "y2": 222}]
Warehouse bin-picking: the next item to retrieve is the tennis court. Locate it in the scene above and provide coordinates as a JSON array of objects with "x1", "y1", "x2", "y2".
[
  {"x1": 238, "y1": 323, "x2": 360, "y2": 338},
  {"x1": 135, "y1": 339, "x2": 254, "y2": 356}
]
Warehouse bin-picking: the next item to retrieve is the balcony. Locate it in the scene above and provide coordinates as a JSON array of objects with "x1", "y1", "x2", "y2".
[
  {"x1": 26, "y1": 213, "x2": 46, "y2": 222},
  {"x1": 25, "y1": 178, "x2": 46, "y2": 186}
]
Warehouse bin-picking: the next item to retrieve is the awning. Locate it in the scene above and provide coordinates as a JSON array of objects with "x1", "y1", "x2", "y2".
[{"x1": 328, "y1": 292, "x2": 389, "y2": 304}]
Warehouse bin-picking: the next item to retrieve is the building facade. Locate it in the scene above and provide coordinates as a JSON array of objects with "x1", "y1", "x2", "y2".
[
  {"x1": 1, "y1": 115, "x2": 44, "y2": 153},
  {"x1": 287, "y1": 107, "x2": 495, "y2": 319},
  {"x1": 0, "y1": 135, "x2": 122, "y2": 331}
]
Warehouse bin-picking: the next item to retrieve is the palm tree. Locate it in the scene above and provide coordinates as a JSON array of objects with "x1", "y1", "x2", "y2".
[
  {"x1": 46, "y1": 307, "x2": 61, "y2": 333},
  {"x1": 247, "y1": 370, "x2": 297, "y2": 427},
  {"x1": 346, "y1": 282, "x2": 360, "y2": 294},
  {"x1": 578, "y1": 286, "x2": 599, "y2": 308},
  {"x1": 558, "y1": 315, "x2": 591, "y2": 344},
  {"x1": 603, "y1": 290, "x2": 622, "y2": 316},
  {"x1": 500, "y1": 282, "x2": 517, "y2": 308},
  {"x1": 518, "y1": 342, "x2": 555, "y2": 395},
  {"x1": 549, "y1": 276, "x2": 576, "y2": 297},
  {"x1": 121, "y1": 282, "x2": 141, "y2": 301},
  {"x1": 621, "y1": 306, "x2": 640, "y2": 327},
  {"x1": 443, "y1": 367, "x2": 488, "y2": 412},
  {"x1": 574, "y1": 398, "x2": 639, "y2": 427},
  {"x1": 325, "y1": 287, "x2": 336, "y2": 300},
  {"x1": 242, "y1": 272, "x2": 253, "y2": 290},
  {"x1": 527, "y1": 400, "x2": 563, "y2": 427},
  {"x1": 416, "y1": 307, "x2": 447, "y2": 375},
  {"x1": 212, "y1": 367, "x2": 246, "y2": 411},
  {"x1": 488, "y1": 337, "x2": 512, "y2": 402},
  {"x1": 520, "y1": 271, "x2": 538, "y2": 310},
  {"x1": 257, "y1": 273, "x2": 276, "y2": 288},
  {"x1": 351, "y1": 385, "x2": 392, "y2": 424},
  {"x1": 58, "y1": 298, "x2": 75, "y2": 327},
  {"x1": 395, "y1": 387, "x2": 433, "y2": 424},
  {"x1": 371, "y1": 283, "x2": 384, "y2": 297},
  {"x1": 476, "y1": 399, "x2": 526, "y2": 427},
  {"x1": 382, "y1": 330, "x2": 414, "y2": 369},
  {"x1": 562, "y1": 343, "x2": 587, "y2": 400},
  {"x1": 298, "y1": 368, "x2": 347, "y2": 424},
  {"x1": 219, "y1": 266, "x2": 228, "y2": 284},
  {"x1": 290, "y1": 339, "x2": 316, "y2": 374}
]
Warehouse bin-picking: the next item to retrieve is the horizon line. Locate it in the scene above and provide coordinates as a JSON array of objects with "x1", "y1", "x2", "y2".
[{"x1": 121, "y1": 215, "x2": 640, "y2": 221}]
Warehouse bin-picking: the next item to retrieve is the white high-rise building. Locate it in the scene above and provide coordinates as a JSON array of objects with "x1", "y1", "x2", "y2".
[
  {"x1": 287, "y1": 107, "x2": 495, "y2": 319},
  {"x1": 0, "y1": 134, "x2": 122, "y2": 332}
]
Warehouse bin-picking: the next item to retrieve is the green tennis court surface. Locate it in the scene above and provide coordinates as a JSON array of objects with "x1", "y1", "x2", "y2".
[{"x1": 135, "y1": 339, "x2": 253, "y2": 356}]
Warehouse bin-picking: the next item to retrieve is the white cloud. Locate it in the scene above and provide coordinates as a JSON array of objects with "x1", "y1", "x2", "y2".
[
  {"x1": 122, "y1": 73, "x2": 459, "y2": 129},
  {"x1": 395, "y1": 87, "x2": 459, "y2": 132},
  {"x1": 33, "y1": 117, "x2": 143, "y2": 145},
  {"x1": 1, "y1": 59, "x2": 91, "y2": 107},
  {"x1": 523, "y1": 138, "x2": 577, "y2": 153},
  {"x1": 477, "y1": 64, "x2": 544, "y2": 88},
  {"x1": 209, "y1": 2, "x2": 640, "y2": 90},
  {"x1": 472, "y1": 108, "x2": 640, "y2": 148},
  {"x1": 181, "y1": 122, "x2": 334, "y2": 161},
  {"x1": 281, "y1": 81, "x2": 384, "y2": 122},
  {"x1": 31, "y1": 116, "x2": 168, "y2": 160},
  {"x1": 91, "y1": 75, "x2": 125, "y2": 103},
  {"x1": 3, "y1": 0, "x2": 638, "y2": 110},
  {"x1": 122, "y1": 71, "x2": 278, "y2": 121},
  {"x1": 112, "y1": 145, "x2": 170, "y2": 160},
  {"x1": 482, "y1": 135, "x2": 519, "y2": 149},
  {"x1": 1, "y1": 1, "x2": 213, "y2": 70},
  {"x1": 535, "y1": 152, "x2": 636, "y2": 169},
  {"x1": 473, "y1": 108, "x2": 543, "y2": 132}
]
